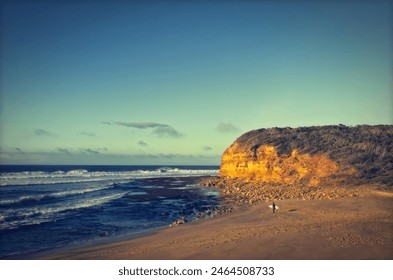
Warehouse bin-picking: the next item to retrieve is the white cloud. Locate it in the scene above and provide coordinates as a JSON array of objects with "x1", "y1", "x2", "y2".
[
  {"x1": 104, "y1": 121, "x2": 184, "y2": 138},
  {"x1": 152, "y1": 126, "x2": 183, "y2": 138}
]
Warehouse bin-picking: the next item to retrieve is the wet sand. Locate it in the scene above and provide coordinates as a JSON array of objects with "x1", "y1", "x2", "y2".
[{"x1": 46, "y1": 189, "x2": 393, "y2": 260}]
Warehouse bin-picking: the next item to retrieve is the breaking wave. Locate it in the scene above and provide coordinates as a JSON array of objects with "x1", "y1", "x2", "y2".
[
  {"x1": 0, "y1": 192, "x2": 126, "y2": 230},
  {"x1": 0, "y1": 185, "x2": 113, "y2": 206},
  {"x1": 0, "y1": 167, "x2": 218, "y2": 187}
]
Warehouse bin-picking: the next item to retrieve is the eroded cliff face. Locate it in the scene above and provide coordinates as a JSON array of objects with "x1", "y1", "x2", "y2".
[
  {"x1": 219, "y1": 125, "x2": 393, "y2": 186},
  {"x1": 220, "y1": 144, "x2": 346, "y2": 186}
]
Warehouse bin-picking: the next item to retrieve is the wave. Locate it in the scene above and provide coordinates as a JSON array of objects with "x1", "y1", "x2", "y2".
[
  {"x1": 0, "y1": 192, "x2": 126, "y2": 230},
  {"x1": 0, "y1": 167, "x2": 218, "y2": 186},
  {"x1": 0, "y1": 185, "x2": 113, "y2": 206}
]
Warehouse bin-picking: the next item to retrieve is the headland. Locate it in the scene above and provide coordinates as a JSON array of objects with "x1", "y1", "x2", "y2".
[{"x1": 45, "y1": 125, "x2": 393, "y2": 259}]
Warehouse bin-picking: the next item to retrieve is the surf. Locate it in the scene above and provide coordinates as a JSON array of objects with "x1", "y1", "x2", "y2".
[{"x1": 0, "y1": 166, "x2": 218, "y2": 186}]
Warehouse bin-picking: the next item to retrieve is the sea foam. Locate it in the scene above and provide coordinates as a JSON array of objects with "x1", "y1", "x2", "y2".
[{"x1": 0, "y1": 167, "x2": 218, "y2": 186}]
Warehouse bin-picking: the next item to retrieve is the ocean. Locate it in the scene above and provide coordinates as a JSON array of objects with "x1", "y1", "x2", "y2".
[{"x1": 0, "y1": 165, "x2": 220, "y2": 259}]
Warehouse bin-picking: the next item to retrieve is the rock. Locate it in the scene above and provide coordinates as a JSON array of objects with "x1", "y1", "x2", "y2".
[
  {"x1": 219, "y1": 125, "x2": 393, "y2": 186},
  {"x1": 169, "y1": 216, "x2": 187, "y2": 227}
]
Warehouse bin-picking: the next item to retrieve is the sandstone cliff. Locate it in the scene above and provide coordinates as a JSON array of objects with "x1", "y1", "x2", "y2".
[{"x1": 219, "y1": 125, "x2": 393, "y2": 186}]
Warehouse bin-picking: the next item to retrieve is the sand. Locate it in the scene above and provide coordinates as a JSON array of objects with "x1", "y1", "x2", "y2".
[{"x1": 46, "y1": 188, "x2": 393, "y2": 260}]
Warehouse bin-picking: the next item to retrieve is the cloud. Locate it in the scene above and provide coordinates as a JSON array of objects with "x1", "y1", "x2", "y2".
[
  {"x1": 122, "y1": 122, "x2": 168, "y2": 129},
  {"x1": 34, "y1": 129, "x2": 57, "y2": 137},
  {"x1": 129, "y1": 152, "x2": 221, "y2": 165},
  {"x1": 202, "y1": 146, "x2": 213, "y2": 151},
  {"x1": 0, "y1": 148, "x2": 221, "y2": 165},
  {"x1": 134, "y1": 152, "x2": 195, "y2": 160},
  {"x1": 152, "y1": 126, "x2": 183, "y2": 138},
  {"x1": 106, "y1": 122, "x2": 169, "y2": 129},
  {"x1": 80, "y1": 148, "x2": 101, "y2": 155},
  {"x1": 138, "y1": 140, "x2": 148, "y2": 146},
  {"x1": 104, "y1": 121, "x2": 183, "y2": 138},
  {"x1": 56, "y1": 148, "x2": 72, "y2": 154},
  {"x1": 216, "y1": 122, "x2": 240, "y2": 133}
]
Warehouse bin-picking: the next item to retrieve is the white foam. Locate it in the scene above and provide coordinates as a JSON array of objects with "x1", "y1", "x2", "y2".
[
  {"x1": 0, "y1": 192, "x2": 126, "y2": 230},
  {"x1": 0, "y1": 168, "x2": 218, "y2": 186},
  {"x1": 127, "y1": 191, "x2": 148, "y2": 196},
  {"x1": 0, "y1": 194, "x2": 47, "y2": 205},
  {"x1": 66, "y1": 169, "x2": 89, "y2": 175},
  {"x1": 0, "y1": 185, "x2": 113, "y2": 205}
]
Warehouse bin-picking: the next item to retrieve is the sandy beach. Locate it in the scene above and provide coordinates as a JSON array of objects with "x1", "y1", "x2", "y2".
[{"x1": 46, "y1": 187, "x2": 393, "y2": 260}]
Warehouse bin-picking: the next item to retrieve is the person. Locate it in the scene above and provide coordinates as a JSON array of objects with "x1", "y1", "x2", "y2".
[{"x1": 272, "y1": 202, "x2": 276, "y2": 215}]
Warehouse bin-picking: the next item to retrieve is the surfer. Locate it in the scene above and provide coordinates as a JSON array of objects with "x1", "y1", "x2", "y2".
[{"x1": 268, "y1": 202, "x2": 279, "y2": 214}]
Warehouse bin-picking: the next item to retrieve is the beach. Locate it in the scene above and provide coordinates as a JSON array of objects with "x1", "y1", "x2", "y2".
[
  {"x1": 0, "y1": 165, "x2": 220, "y2": 259},
  {"x1": 46, "y1": 186, "x2": 393, "y2": 260}
]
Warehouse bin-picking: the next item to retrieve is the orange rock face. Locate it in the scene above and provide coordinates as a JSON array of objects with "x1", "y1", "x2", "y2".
[
  {"x1": 220, "y1": 143, "x2": 348, "y2": 186},
  {"x1": 219, "y1": 125, "x2": 393, "y2": 186}
]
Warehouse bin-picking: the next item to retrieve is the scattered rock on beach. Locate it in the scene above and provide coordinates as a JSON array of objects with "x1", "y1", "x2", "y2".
[
  {"x1": 169, "y1": 217, "x2": 187, "y2": 227},
  {"x1": 193, "y1": 205, "x2": 232, "y2": 221},
  {"x1": 198, "y1": 176, "x2": 373, "y2": 207}
]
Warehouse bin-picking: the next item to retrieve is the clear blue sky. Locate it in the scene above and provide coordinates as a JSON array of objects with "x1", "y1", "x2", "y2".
[{"x1": 1, "y1": 0, "x2": 392, "y2": 165}]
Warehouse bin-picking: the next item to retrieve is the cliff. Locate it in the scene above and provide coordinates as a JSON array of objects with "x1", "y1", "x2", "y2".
[{"x1": 219, "y1": 125, "x2": 393, "y2": 186}]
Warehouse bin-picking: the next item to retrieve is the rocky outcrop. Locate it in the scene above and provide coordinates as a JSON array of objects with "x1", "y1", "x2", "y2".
[
  {"x1": 219, "y1": 125, "x2": 393, "y2": 186},
  {"x1": 200, "y1": 177, "x2": 371, "y2": 205}
]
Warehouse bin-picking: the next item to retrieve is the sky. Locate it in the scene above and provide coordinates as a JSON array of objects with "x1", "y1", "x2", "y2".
[{"x1": 0, "y1": 0, "x2": 392, "y2": 165}]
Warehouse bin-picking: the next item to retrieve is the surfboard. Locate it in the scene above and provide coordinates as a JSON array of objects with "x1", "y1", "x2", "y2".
[{"x1": 268, "y1": 205, "x2": 279, "y2": 209}]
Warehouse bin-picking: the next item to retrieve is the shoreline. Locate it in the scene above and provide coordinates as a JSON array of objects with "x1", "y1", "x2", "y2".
[
  {"x1": 3, "y1": 175, "x2": 221, "y2": 260},
  {"x1": 43, "y1": 182, "x2": 393, "y2": 260}
]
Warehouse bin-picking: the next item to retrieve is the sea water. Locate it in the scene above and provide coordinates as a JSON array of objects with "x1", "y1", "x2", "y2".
[{"x1": 0, "y1": 165, "x2": 219, "y2": 259}]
